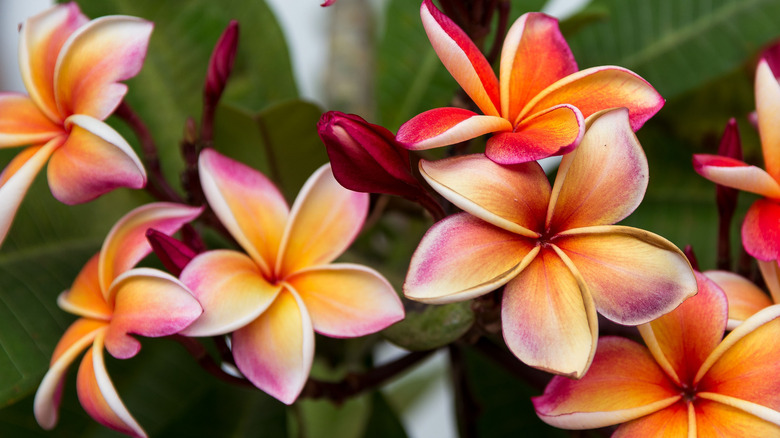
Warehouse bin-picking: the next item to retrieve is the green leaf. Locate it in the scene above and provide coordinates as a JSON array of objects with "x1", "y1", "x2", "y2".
[
  {"x1": 383, "y1": 302, "x2": 474, "y2": 351},
  {"x1": 364, "y1": 391, "x2": 408, "y2": 438}
]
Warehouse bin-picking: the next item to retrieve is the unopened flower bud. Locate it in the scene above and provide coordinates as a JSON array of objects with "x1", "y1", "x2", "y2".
[
  {"x1": 204, "y1": 20, "x2": 239, "y2": 107},
  {"x1": 147, "y1": 228, "x2": 198, "y2": 276}
]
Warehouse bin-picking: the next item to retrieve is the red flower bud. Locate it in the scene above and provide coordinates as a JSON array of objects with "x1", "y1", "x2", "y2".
[
  {"x1": 204, "y1": 20, "x2": 239, "y2": 107},
  {"x1": 146, "y1": 228, "x2": 198, "y2": 277},
  {"x1": 321, "y1": 0, "x2": 337, "y2": 6},
  {"x1": 714, "y1": 118, "x2": 742, "y2": 270}
]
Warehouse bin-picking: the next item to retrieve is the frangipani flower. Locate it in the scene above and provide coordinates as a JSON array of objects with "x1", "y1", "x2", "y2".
[
  {"x1": 534, "y1": 272, "x2": 780, "y2": 436},
  {"x1": 0, "y1": 2, "x2": 152, "y2": 247},
  {"x1": 404, "y1": 108, "x2": 696, "y2": 377},
  {"x1": 395, "y1": 0, "x2": 664, "y2": 165},
  {"x1": 179, "y1": 149, "x2": 405, "y2": 404},
  {"x1": 34, "y1": 203, "x2": 203, "y2": 438},
  {"x1": 705, "y1": 265, "x2": 779, "y2": 329}
]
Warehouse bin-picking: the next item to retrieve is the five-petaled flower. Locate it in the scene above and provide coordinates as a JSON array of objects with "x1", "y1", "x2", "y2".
[
  {"x1": 395, "y1": 0, "x2": 664, "y2": 165},
  {"x1": 534, "y1": 272, "x2": 780, "y2": 436},
  {"x1": 34, "y1": 202, "x2": 203, "y2": 438},
  {"x1": 0, "y1": 2, "x2": 152, "y2": 248},
  {"x1": 404, "y1": 108, "x2": 696, "y2": 377},
  {"x1": 179, "y1": 149, "x2": 405, "y2": 404}
]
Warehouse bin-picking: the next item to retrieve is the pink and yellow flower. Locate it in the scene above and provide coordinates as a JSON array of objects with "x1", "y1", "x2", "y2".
[
  {"x1": 34, "y1": 203, "x2": 203, "y2": 438},
  {"x1": 705, "y1": 267, "x2": 778, "y2": 329},
  {"x1": 534, "y1": 272, "x2": 780, "y2": 436},
  {"x1": 179, "y1": 149, "x2": 405, "y2": 404},
  {"x1": 404, "y1": 108, "x2": 696, "y2": 377},
  {"x1": 395, "y1": 0, "x2": 664, "y2": 164},
  {"x1": 0, "y1": 2, "x2": 152, "y2": 247}
]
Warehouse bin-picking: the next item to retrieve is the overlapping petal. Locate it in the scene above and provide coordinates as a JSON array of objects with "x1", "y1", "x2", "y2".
[
  {"x1": 705, "y1": 270, "x2": 773, "y2": 328},
  {"x1": 756, "y1": 60, "x2": 780, "y2": 182},
  {"x1": 0, "y1": 93, "x2": 62, "y2": 147},
  {"x1": 742, "y1": 198, "x2": 780, "y2": 261},
  {"x1": 692, "y1": 154, "x2": 780, "y2": 199},
  {"x1": 57, "y1": 254, "x2": 112, "y2": 320},
  {"x1": 395, "y1": 108, "x2": 511, "y2": 150}
]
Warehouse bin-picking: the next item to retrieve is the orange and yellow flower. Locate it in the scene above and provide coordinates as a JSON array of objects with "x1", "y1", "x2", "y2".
[{"x1": 704, "y1": 266, "x2": 779, "y2": 329}]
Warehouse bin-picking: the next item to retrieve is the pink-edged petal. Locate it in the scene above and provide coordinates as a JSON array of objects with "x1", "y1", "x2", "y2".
[
  {"x1": 18, "y1": 2, "x2": 88, "y2": 122},
  {"x1": 98, "y1": 202, "x2": 202, "y2": 296},
  {"x1": 519, "y1": 66, "x2": 664, "y2": 131},
  {"x1": 612, "y1": 402, "x2": 691, "y2": 438},
  {"x1": 693, "y1": 399, "x2": 780, "y2": 437},
  {"x1": 420, "y1": 0, "x2": 500, "y2": 116},
  {"x1": 0, "y1": 93, "x2": 62, "y2": 147},
  {"x1": 198, "y1": 148, "x2": 288, "y2": 277},
  {"x1": 404, "y1": 212, "x2": 537, "y2": 303},
  {"x1": 499, "y1": 12, "x2": 577, "y2": 123},
  {"x1": 547, "y1": 108, "x2": 647, "y2": 232},
  {"x1": 555, "y1": 226, "x2": 696, "y2": 327},
  {"x1": 77, "y1": 331, "x2": 146, "y2": 438},
  {"x1": 396, "y1": 108, "x2": 511, "y2": 150},
  {"x1": 276, "y1": 164, "x2": 368, "y2": 276},
  {"x1": 34, "y1": 319, "x2": 107, "y2": 430},
  {"x1": 692, "y1": 154, "x2": 780, "y2": 198},
  {"x1": 285, "y1": 264, "x2": 403, "y2": 338},
  {"x1": 57, "y1": 253, "x2": 112, "y2": 320},
  {"x1": 742, "y1": 198, "x2": 780, "y2": 261},
  {"x1": 232, "y1": 289, "x2": 314, "y2": 405},
  {"x1": 704, "y1": 269, "x2": 773, "y2": 329},
  {"x1": 637, "y1": 272, "x2": 726, "y2": 389},
  {"x1": 485, "y1": 104, "x2": 583, "y2": 164},
  {"x1": 179, "y1": 250, "x2": 282, "y2": 337},
  {"x1": 758, "y1": 259, "x2": 780, "y2": 304},
  {"x1": 756, "y1": 60, "x2": 780, "y2": 182},
  {"x1": 419, "y1": 154, "x2": 549, "y2": 237},
  {"x1": 104, "y1": 268, "x2": 202, "y2": 359},
  {"x1": 0, "y1": 138, "x2": 62, "y2": 248},
  {"x1": 48, "y1": 115, "x2": 146, "y2": 205},
  {"x1": 533, "y1": 336, "x2": 680, "y2": 430},
  {"x1": 54, "y1": 16, "x2": 153, "y2": 120}
]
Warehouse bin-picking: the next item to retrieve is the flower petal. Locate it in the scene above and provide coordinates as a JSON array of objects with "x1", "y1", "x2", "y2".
[
  {"x1": 404, "y1": 213, "x2": 537, "y2": 303},
  {"x1": 179, "y1": 250, "x2": 282, "y2": 337},
  {"x1": 758, "y1": 259, "x2": 780, "y2": 304},
  {"x1": 612, "y1": 402, "x2": 691, "y2": 437},
  {"x1": 556, "y1": 226, "x2": 696, "y2": 326},
  {"x1": 34, "y1": 319, "x2": 107, "y2": 430},
  {"x1": 693, "y1": 399, "x2": 780, "y2": 437},
  {"x1": 486, "y1": 104, "x2": 583, "y2": 164},
  {"x1": 420, "y1": 0, "x2": 500, "y2": 116},
  {"x1": 54, "y1": 16, "x2": 153, "y2": 120},
  {"x1": 57, "y1": 253, "x2": 112, "y2": 320},
  {"x1": 48, "y1": 115, "x2": 146, "y2": 205},
  {"x1": 232, "y1": 289, "x2": 314, "y2": 405},
  {"x1": 756, "y1": 60, "x2": 780, "y2": 182},
  {"x1": 77, "y1": 331, "x2": 146, "y2": 438},
  {"x1": 502, "y1": 246, "x2": 598, "y2": 377},
  {"x1": 276, "y1": 164, "x2": 368, "y2": 276},
  {"x1": 499, "y1": 13, "x2": 577, "y2": 123},
  {"x1": 704, "y1": 269, "x2": 773, "y2": 329},
  {"x1": 419, "y1": 154, "x2": 548, "y2": 237},
  {"x1": 547, "y1": 108, "x2": 648, "y2": 231},
  {"x1": 198, "y1": 148, "x2": 288, "y2": 277},
  {"x1": 286, "y1": 264, "x2": 403, "y2": 337},
  {"x1": 692, "y1": 154, "x2": 780, "y2": 199},
  {"x1": 520, "y1": 66, "x2": 664, "y2": 131},
  {"x1": 0, "y1": 93, "x2": 62, "y2": 147},
  {"x1": 396, "y1": 108, "x2": 511, "y2": 150},
  {"x1": 742, "y1": 198, "x2": 780, "y2": 261},
  {"x1": 533, "y1": 336, "x2": 680, "y2": 430}
]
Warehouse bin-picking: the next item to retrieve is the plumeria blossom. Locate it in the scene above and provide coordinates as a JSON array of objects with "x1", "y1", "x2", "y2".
[
  {"x1": 534, "y1": 272, "x2": 780, "y2": 436},
  {"x1": 395, "y1": 0, "x2": 664, "y2": 164},
  {"x1": 0, "y1": 2, "x2": 152, "y2": 247},
  {"x1": 404, "y1": 108, "x2": 696, "y2": 377},
  {"x1": 705, "y1": 267, "x2": 778, "y2": 329},
  {"x1": 179, "y1": 149, "x2": 405, "y2": 404},
  {"x1": 34, "y1": 203, "x2": 203, "y2": 438}
]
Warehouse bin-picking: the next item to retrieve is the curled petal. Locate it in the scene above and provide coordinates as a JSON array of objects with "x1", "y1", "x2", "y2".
[
  {"x1": 396, "y1": 108, "x2": 511, "y2": 150},
  {"x1": 57, "y1": 254, "x2": 111, "y2": 320},
  {"x1": 48, "y1": 115, "x2": 146, "y2": 205},
  {"x1": 705, "y1": 269, "x2": 773, "y2": 329},
  {"x1": 54, "y1": 16, "x2": 153, "y2": 120},
  {"x1": 232, "y1": 289, "x2": 314, "y2": 405},
  {"x1": 419, "y1": 154, "x2": 548, "y2": 237},
  {"x1": 692, "y1": 154, "x2": 780, "y2": 199},
  {"x1": 756, "y1": 60, "x2": 780, "y2": 182},
  {"x1": 286, "y1": 264, "x2": 403, "y2": 337},
  {"x1": 404, "y1": 213, "x2": 536, "y2": 303},
  {"x1": 486, "y1": 104, "x2": 583, "y2": 164},
  {"x1": 0, "y1": 93, "x2": 62, "y2": 147},
  {"x1": 742, "y1": 198, "x2": 780, "y2": 261}
]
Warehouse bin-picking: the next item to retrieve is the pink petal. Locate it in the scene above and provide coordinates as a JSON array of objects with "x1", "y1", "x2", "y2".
[
  {"x1": 499, "y1": 13, "x2": 577, "y2": 123},
  {"x1": 419, "y1": 154, "x2": 549, "y2": 237},
  {"x1": 57, "y1": 254, "x2": 112, "y2": 320},
  {"x1": 547, "y1": 108, "x2": 648, "y2": 232},
  {"x1": 704, "y1": 269, "x2": 774, "y2": 329},
  {"x1": 404, "y1": 213, "x2": 537, "y2": 303},
  {"x1": 502, "y1": 247, "x2": 598, "y2": 377},
  {"x1": 54, "y1": 16, "x2": 153, "y2": 120},
  {"x1": 742, "y1": 198, "x2": 780, "y2": 261},
  {"x1": 48, "y1": 115, "x2": 146, "y2": 205},
  {"x1": 420, "y1": 0, "x2": 500, "y2": 116},
  {"x1": 198, "y1": 148, "x2": 289, "y2": 277},
  {"x1": 286, "y1": 264, "x2": 404, "y2": 337},
  {"x1": 232, "y1": 289, "x2": 314, "y2": 405},
  {"x1": 692, "y1": 154, "x2": 780, "y2": 198},
  {"x1": 179, "y1": 250, "x2": 281, "y2": 337},
  {"x1": 396, "y1": 108, "x2": 511, "y2": 150},
  {"x1": 756, "y1": 60, "x2": 780, "y2": 182},
  {"x1": 485, "y1": 104, "x2": 583, "y2": 164},
  {"x1": 276, "y1": 164, "x2": 368, "y2": 276},
  {"x1": 0, "y1": 93, "x2": 62, "y2": 147}
]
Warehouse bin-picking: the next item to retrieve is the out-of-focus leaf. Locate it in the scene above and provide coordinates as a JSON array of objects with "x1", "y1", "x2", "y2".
[
  {"x1": 383, "y1": 302, "x2": 474, "y2": 351},
  {"x1": 297, "y1": 395, "x2": 371, "y2": 438},
  {"x1": 364, "y1": 391, "x2": 408, "y2": 438}
]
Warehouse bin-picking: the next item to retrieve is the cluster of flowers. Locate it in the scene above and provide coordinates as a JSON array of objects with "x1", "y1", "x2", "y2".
[{"x1": 1, "y1": 1, "x2": 779, "y2": 436}]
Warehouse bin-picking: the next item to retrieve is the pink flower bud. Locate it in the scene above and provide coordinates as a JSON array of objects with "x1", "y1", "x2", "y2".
[
  {"x1": 761, "y1": 40, "x2": 780, "y2": 79},
  {"x1": 204, "y1": 20, "x2": 239, "y2": 106},
  {"x1": 321, "y1": 0, "x2": 336, "y2": 6},
  {"x1": 146, "y1": 228, "x2": 198, "y2": 277}
]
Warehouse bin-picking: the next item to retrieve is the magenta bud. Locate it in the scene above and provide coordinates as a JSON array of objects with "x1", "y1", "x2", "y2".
[
  {"x1": 761, "y1": 40, "x2": 780, "y2": 79},
  {"x1": 716, "y1": 119, "x2": 741, "y2": 215},
  {"x1": 147, "y1": 228, "x2": 198, "y2": 277},
  {"x1": 205, "y1": 20, "x2": 239, "y2": 106},
  {"x1": 321, "y1": 0, "x2": 337, "y2": 6}
]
